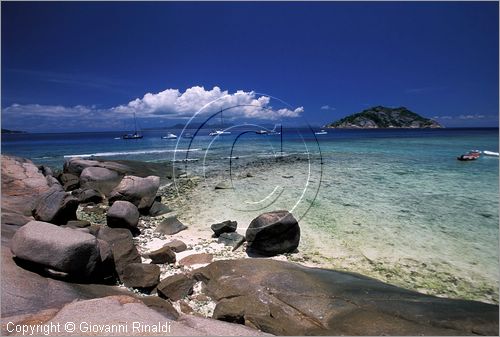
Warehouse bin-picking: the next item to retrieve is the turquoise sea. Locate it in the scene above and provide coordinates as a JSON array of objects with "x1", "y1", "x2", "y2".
[{"x1": 2, "y1": 127, "x2": 499, "y2": 302}]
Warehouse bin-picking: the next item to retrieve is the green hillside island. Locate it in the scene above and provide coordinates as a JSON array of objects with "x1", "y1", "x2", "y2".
[{"x1": 325, "y1": 106, "x2": 443, "y2": 129}]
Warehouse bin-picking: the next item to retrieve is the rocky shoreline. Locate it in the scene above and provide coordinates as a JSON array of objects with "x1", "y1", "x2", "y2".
[{"x1": 1, "y1": 155, "x2": 498, "y2": 335}]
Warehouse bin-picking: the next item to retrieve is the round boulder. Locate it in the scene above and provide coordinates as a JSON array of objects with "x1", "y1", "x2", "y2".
[
  {"x1": 106, "y1": 200, "x2": 140, "y2": 230},
  {"x1": 80, "y1": 167, "x2": 122, "y2": 196},
  {"x1": 109, "y1": 175, "x2": 160, "y2": 212},
  {"x1": 245, "y1": 210, "x2": 300, "y2": 256}
]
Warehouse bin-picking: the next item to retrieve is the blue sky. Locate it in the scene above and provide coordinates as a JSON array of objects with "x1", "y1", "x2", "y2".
[{"x1": 2, "y1": 1, "x2": 498, "y2": 132}]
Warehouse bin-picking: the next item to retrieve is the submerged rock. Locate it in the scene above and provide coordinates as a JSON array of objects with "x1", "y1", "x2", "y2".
[
  {"x1": 195, "y1": 259, "x2": 499, "y2": 336},
  {"x1": 155, "y1": 216, "x2": 187, "y2": 235},
  {"x1": 211, "y1": 220, "x2": 237, "y2": 237},
  {"x1": 245, "y1": 210, "x2": 300, "y2": 256}
]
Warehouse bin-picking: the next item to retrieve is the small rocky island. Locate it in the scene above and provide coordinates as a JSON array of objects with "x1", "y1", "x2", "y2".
[{"x1": 326, "y1": 106, "x2": 442, "y2": 129}]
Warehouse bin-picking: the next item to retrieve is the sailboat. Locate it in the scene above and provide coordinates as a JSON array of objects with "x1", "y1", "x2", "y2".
[
  {"x1": 122, "y1": 111, "x2": 143, "y2": 139},
  {"x1": 209, "y1": 109, "x2": 231, "y2": 136}
]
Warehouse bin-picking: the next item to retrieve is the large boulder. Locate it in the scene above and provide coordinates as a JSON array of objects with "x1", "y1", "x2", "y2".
[
  {"x1": 211, "y1": 220, "x2": 237, "y2": 237},
  {"x1": 157, "y1": 274, "x2": 195, "y2": 301},
  {"x1": 96, "y1": 227, "x2": 141, "y2": 280},
  {"x1": 122, "y1": 263, "x2": 160, "y2": 291},
  {"x1": 109, "y1": 175, "x2": 160, "y2": 212},
  {"x1": 195, "y1": 259, "x2": 499, "y2": 336},
  {"x1": 155, "y1": 216, "x2": 187, "y2": 235},
  {"x1": 79, "y1": 166, "x2": 122, "y2": 196},
  {"x1": 106, "y1": 200, "x2": 140, "y2": 231},
  {"x1": 32, "y1": 186, "x2": 79, "y2": 225},
  {"x1": 10, "y1": 221, "x2": 100, "y2": 279},
  {"x1": 245, "y1": 210, "x2": 300, "y2": 256}
]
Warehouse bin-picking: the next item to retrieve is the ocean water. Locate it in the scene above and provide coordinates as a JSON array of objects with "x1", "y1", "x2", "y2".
[{"x1": 2, "y1": 128, "x2": 499, "y2": 301}]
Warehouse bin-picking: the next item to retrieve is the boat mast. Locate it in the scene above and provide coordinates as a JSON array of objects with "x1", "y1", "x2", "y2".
[{"x1": 133, "y1": 111, "x2": 138, "y2": 134}]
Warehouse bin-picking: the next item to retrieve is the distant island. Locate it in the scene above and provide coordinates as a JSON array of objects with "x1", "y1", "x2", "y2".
[
  {"x1": 1, "y1": 128, "x2": 27, "y2": 134},
  {"x1": 325, "y1": 106, "x2": 442, "y2": 129}
]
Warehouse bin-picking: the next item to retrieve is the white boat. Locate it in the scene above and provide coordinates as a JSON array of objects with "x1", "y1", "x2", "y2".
[
  {"x1": 255, "y1": 130, "x2": 268, "y2": 135},
  {"x1": 483, "y1": 150, "x2": 499, "y2": 157},
  {"x1": 209, "y1": 130, "x2": 231, "y2": 136},
  {"x1": 315, "y1": 130, "x2": 328, "y2": 135},
  {"x1": 161, "y1": 133, "x2": 177, "y2": 139},
  {"x1": 122, "y1": 111, "x2": 143, "y2": 139}
]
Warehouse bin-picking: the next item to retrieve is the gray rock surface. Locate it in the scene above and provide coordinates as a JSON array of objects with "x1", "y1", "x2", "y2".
[
  {"x1": 155, "y1": 216, "x2": 188, "y2": 235},
  {"x1": 106, "y1": 200, "x2": 140, "y2": 230},
  {"x1": 195, "y1": 259, "x2": 499, "y2": 336},
  {"x1": 80, "y1": 166, "x2": 122, "y2": 196},
  {"x1": 33, "y1": 186, "x2": 79, "y2": 225},
  {"x1": 10, "y1": 221, "x2": 100, "y2": 279},
  {"x1": 245, "y1": 210, "x2": 300, "y2": 256},
  {"x1": 218, "y1": 232, "x2": 245, "y2": 251},
  {"x1": 109, "y1": 175, "x2": 160, "y2": 212}
]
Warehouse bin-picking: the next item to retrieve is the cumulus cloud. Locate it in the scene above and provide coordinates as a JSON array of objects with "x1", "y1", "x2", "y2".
[
  {"x1": 459, "y1": 114, "x2": 485, "y2": 120},
  {"x1": 320, "y1": 105, "x2": 335, "y2": 111},
  {"x1": 2, "y1": 87, "x2": 304, "y2": 130}
]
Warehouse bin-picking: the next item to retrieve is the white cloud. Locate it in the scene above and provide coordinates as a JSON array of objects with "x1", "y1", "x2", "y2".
[
  {"x1": 459, "y1": 114, "x2": 485, "y2": 120},
  {"x1": 2, "y1": 86, "x2": 304, "y2": 128},
  {"x1": 320, "y1": 105, "x2": 335, "y2": 111},
  {"x1": 432, "y1": 115, "x2": 452, "y2": 120}
]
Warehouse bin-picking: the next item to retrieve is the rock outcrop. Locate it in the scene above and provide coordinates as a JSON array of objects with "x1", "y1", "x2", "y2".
[
  {"x1": 245, "y1": 210, "x2": 300, "y2": 256},
  {"x1": 195, "y1": 259, "x2": 498, "y2": 336}
]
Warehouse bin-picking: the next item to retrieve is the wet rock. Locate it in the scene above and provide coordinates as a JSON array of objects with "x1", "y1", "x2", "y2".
[
  {"x1": 195, "y1": 259, "x2": 499, "y2": 336},
  {"x1": 218, "y1": 232, "x2": 245, "y2": 251},
  {"x1": 122, "y1": 263, "x2": 160, "y2": 292},
  {"x1": 148, "y1": 201, "x2": 172, "y2": 217},
  {"x1": 245, "y1": 210, "x2": 300, "y2": 256},
  {"x1": 10, "y1": 221, "x2": 100, "y2": 280},
  {"x1": 157, "y1": 274, "x2": 195, "y2": 301},
  {"x1": 211, "y1": 220, "x2": 237, "y2": 237},
  {"x1": 109, "y1": 175, "x2": 160, "y2": 212},
  {"x1": 163, "y1": 239, "x2": 187, "y2": 253},
  {"x1": 96, "y1": 227, "x2": 141, "y2": 280},
  {"x1": 106, "y1": 200, "x2": 139, "y2": 231},
  {"x1": 155, "y1": 216, "x2": 187, "y2": 235},
  {"x1": 178, "y1": 253, "x2": 213, "y2": 267},
  {"x1": 59, "y1": 173, "x2": 80, "y2": 191},
  {"x1": 148, "y1": 246, "x2": 176, "y2": 264},
  {"x1": 32, "y1": 186, "x2": 79, "y2": 225},
  {"x1": 80, "y1": 167, "x2": 122, "y2": 196}
]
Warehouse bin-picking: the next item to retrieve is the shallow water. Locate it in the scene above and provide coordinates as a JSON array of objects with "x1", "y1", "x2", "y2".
[{"x1": 3, "y1": 128, "x2": 498, "y2": 302}]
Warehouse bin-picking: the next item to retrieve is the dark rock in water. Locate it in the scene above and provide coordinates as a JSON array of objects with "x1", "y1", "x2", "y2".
[
  {"x1": 148, "y1": 245, "x2": 176, "y2": 264},
  {"x1": 218, "y1": 232, "x2": 245, "y2": 251},
  {"x1": 178, "y1": 253, "x2": 213, "y2": 267},
  {"x1": 10, "y1": 221, "x2": 100, "y2": 280},
  {"x1": 65, "y1": 220, "x2": 91, "y2": 228},
  {"x1": 122, "y1": 263, "x2": 160, "y2": 291},
  {"x1": 148, "y1": 200, "x2": 172, "y2": 217},
  {"x1": 245, "y1": 210, "x2": 300, "y2": 256},
  {"x1": 211, "y1": 220, "x2": 237, "y2": 237},
  {"x1": 106, "y1": 200, "x2": 139, "y2": 231},
  {"x1": 79, "y1": 167, "x2": 122, "y2": 196},
  {"x1": 157, "y1": 274, "x2": 195, "y2": 301},
  {"x1": 140, "y1": 296, "x2": 179, "y2": 320},
  {"x1": 195, "y1": 259, "x2": 499, "y2": 336},
  {"x1": 215, "y1": 181, "x2": 233, "y2": 190},
  {"x1": 163, "y1": 239, "x2": 187, "y2": 253},
  {"x1": 155, "y1": 216, "x2": 187, "y2": 235},
  {"x1": 96, "y1": 227, "x2": 141, "y2": 281},
  {"x1": 32, "y1": 186, "x2": 79, "y2": 225},
  {"x1": 59, "y1": 173, "x2": 80, "y2": 191},
  {"x1": 71, "y1": 188, "x2": 103, "y2": 204},
  {"x1": 109, "y1": 175, "x2": 160, "y2": 212}
]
